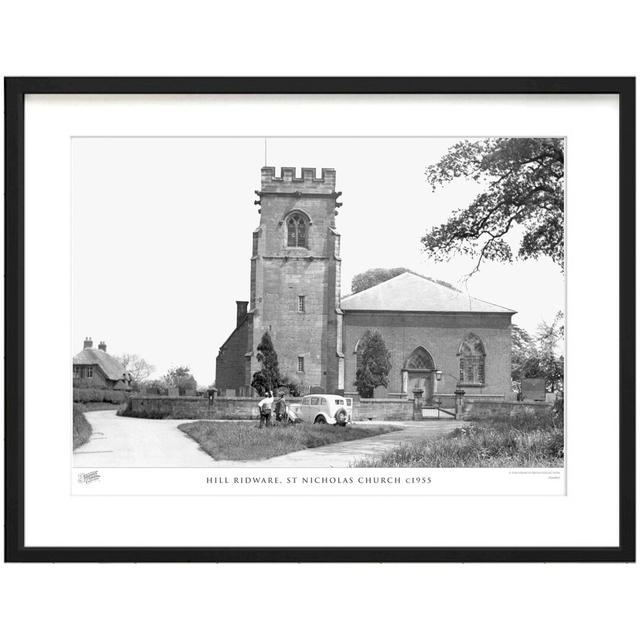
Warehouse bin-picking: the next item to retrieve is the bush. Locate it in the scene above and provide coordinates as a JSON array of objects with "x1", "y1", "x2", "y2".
[
  {"x1": 279, "y1": 375, "x2": 304, "y2": 397},
  {"x1": 355, "y1": 330, "x2": 392, "y2": 398},
  {"x1": 73, "y1": 404, "x2": 92, "y2": 449},
  {"x1": 104, "y1": 389, "x2": 127, "y2": 404}
]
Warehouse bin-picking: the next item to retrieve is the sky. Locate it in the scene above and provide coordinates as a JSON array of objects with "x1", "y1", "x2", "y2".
[{"x1": 72, "y1": 137, "x2": 565, "y2": 386}]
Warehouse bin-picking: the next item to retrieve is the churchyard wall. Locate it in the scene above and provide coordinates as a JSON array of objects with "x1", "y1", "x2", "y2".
[{"x1": 463, "y1": 399, "x2": 553, "y2": 421}]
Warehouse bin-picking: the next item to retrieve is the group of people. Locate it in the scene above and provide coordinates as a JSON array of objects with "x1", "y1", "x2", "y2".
[{"x1": 257, "y1": 391, "x2": 290, "y2": 428}]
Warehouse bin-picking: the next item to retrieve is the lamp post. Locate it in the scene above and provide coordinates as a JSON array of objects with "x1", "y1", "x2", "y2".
[{"x1": 435, "y1": 369, "x2": 457, "y2": 384}]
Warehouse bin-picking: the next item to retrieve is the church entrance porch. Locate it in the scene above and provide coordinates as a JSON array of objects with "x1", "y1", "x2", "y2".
[
  {"x1": 401, "y1": 346, "x2": 437, "y2": 404},
  {"x1": 406, "y1": 372, "x2": 435, "y2": 403}
]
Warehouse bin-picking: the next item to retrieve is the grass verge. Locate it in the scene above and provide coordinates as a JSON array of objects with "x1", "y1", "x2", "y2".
[
  {"x1": 352, "y1": 412, "x2": 564, "y2": 468},
  {"x1": 178, "y1": 421, "x2": 399, "y2": 461},
  {"x1": 73, "y1": 404, "x2": 93, "y2": 449}
]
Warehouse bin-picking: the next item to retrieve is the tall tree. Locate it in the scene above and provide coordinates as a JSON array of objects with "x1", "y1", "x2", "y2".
[
  {"x1": 351, "y1": 267, "x2": 459, "y2": 294},
  {"x1": 511, "y1": 313, "x2": 564, "y2": 392},
  {"x1": 251, "y1": 332, "x2": 281, "y2": 396},
  {"x1": 536, "y1": 311, "x2": 565, "y2": 393},
  {"x1": 351, "y1": 267, "x2": 409, "y2": 293},
  {"x1": 510, "y1": 325, "x2": 535, "y2": 382},
  {"x1": 163, "y1": 365, "x2": 197, "y2": 395},
  {"x1": 423, "y1": 138, "x2": 564, "y2": 276},
  {"x1": 355, "y1": 330, "x2": 392, "y2": 398},
  {"x1": 117, "y1": 353, "x2": 154, "y2": 386}
]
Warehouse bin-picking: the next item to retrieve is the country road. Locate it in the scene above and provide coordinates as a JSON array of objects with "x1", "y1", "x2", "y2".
[{"x1": 73, "y1": 410, "x2": 462, "y2": 468}]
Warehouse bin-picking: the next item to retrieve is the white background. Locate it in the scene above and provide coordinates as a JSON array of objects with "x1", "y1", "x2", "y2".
[{"x1": 1, "y1": 2, "x2": 638, "y2": 640}]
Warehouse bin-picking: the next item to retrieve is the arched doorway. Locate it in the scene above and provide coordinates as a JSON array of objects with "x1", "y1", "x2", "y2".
[{"x1": 402, "y1": 346, "x2": 436, "y2": 402}]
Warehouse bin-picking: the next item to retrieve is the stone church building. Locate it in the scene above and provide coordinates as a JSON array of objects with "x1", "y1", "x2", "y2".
[{"x1": 215, "y1": 167, "x2": 515, "y2": 404}]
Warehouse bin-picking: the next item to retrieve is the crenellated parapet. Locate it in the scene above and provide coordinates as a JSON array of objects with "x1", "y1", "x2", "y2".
[{"x1": 260, "y1": 166, "x2": 337, "y2": 194}]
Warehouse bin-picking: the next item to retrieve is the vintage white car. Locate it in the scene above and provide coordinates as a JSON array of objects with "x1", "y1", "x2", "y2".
[{"x1": 293, "y1": 394, "x2": 353, "y2": 425}]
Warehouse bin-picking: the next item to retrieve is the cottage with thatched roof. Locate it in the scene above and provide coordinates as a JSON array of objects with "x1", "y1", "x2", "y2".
[{"x1": 73, "y1": 338, "x2": 132, "y2": 390}]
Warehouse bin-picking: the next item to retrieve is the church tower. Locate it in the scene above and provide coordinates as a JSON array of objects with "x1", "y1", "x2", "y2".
[{"x1": 247, "y1": 167, "x2": 344, "y2": 393}]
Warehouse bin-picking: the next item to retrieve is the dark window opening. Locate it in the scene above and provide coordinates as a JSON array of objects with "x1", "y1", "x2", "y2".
[
  {"x1": 458, "y1": 334, "x2": 486, "y2": 384},
  {"x1": 287, "y1": 213, "x2": 308, "y2": 248}
]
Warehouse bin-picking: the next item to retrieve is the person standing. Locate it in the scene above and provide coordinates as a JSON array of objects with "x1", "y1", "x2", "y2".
[
  {"x1": 257, "y1": 392, "x2": 274, "y2": 428},
  {"x1": 274, "y1": 391, "x2": 288, "y2": 424}
]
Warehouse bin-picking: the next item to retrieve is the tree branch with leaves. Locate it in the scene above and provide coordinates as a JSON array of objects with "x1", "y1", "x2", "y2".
[
  {"x1": 117, "y1": 353, "x2": 154, "y2": 387},
  {"x1": 423, "y1": 138, "x2": 564, "y2": 277}
]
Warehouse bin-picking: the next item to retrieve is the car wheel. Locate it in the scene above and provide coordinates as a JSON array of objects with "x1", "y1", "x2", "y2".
[
  {"x1": 314, "y1": 415, "x2": 327, "y2": 424},
  {"x1": 335, "y1": 408, "x2": 348, "y2": 427}
]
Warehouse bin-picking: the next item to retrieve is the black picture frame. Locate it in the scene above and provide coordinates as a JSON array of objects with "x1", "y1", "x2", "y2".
[{"x1": 4, "y1": 77, "x2": 636, "y2": 563}]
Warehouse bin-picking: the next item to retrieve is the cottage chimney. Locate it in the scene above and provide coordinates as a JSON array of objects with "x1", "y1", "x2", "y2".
[
  {"x1": 236, "y1": 301, "x2": 248, "y2": 327},
  {"x1": 83, "y1": 337, "x2": 93, "y2": 349},
  {"x1": 98, "y1": 341, "x2": 107, "y2": 352}
]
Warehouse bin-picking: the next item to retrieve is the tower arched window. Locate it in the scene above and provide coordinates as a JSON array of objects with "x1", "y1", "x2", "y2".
[
  {"x1": 458, "y1": 333, "x2": 486, "y2": 384},
  {"x1": 287, "y1": 212, "x2": 308, "y2": 248}
]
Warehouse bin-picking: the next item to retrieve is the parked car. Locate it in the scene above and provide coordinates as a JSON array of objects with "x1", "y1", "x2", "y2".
[{"x1": 293, "y1": 394, "x2": 352, "y2": 425}]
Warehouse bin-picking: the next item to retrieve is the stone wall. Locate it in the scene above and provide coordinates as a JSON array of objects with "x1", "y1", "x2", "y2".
[
  {"x1": 433, "y1": 392, "x2": 507, "y2": 409},
  {"x1": 352, "y1": 397, "x2": 414, "y2": 421},
  {"x1": 125, "y1": 394, "x2": 550, "y2": 423},
  {"x1": 463, "y1": 399, "x2": 552, "y2": 421},
  {"x1": 127, "y1": 396, "x2": 259, "y2": 420},
  {"x1": 124, "y1": 395, "x2": 415, "y2": 422}
]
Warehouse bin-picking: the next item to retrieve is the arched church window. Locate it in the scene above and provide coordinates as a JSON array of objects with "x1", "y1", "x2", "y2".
[
  {"x1": 458, "y1": 333, "x2": 486, "y2": 384},
  {"x1": 354, "y1": 338, "x2": 364, "y2": 372},
  {"x1": 287, "y1": 212, "x2": 307, "y2": 248},
  {"x1": 405, "y1": 346, "x2": 435, "y2": 370}
]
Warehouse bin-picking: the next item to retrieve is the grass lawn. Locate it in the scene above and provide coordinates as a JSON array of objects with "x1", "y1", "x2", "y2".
[
  {"x1": 178, "y1": 420, "x2": 400, "y2": 461},
  {"x1": 73, "y1": 404, "x2": 93, "y2": 449},
  {"x1": 353, "y1": 412, "x2": 564, "y2": 468}
]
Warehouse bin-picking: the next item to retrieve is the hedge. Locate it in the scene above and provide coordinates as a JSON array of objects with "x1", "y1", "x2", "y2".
[
  {"x1": 73, "y1": 404, "x2": 93, "y2": 449},
  {"x1": 73, "y1": 388, "x2": 129, "y2": 404}
]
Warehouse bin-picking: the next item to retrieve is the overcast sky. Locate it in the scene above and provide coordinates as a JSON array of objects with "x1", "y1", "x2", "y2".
[{"x1": 72, "y1": 137, "x2": 565, "y2": 386}]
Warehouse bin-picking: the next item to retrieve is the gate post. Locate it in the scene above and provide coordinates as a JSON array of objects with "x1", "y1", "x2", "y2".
[
  {"x1": 454, "y1": 388, "x2": 466, "y2": 420},
  {"x1": 412, "y1": 388, "x2": 424, "y2": 420}
]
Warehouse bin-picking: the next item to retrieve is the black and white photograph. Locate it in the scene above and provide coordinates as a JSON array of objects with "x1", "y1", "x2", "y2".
[
  {"x1": 1, "y1": 3, "x2": 638, "y2": 638},
  {"x1": 5, "y1": 77, "x2": 632, "y2": 564},
  {"x1": 72, "y1": 136, "x2": 565, "y2": 472}
]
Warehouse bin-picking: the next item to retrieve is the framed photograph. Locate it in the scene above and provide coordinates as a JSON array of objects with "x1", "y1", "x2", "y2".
[{"x1": 4, "y1": 77, "x2": 635, "y2": 562}]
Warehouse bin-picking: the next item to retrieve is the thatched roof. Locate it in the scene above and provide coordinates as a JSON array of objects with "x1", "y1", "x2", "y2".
[{"x1": 73, "y1": 348, "x2": 127, "y2": 381}]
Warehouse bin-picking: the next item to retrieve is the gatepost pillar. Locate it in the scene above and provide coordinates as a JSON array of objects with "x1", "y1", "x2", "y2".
[
  {"x1": 454, "y1": 388, "x2": 466, "y2": 420},
  {"x1": 412, "y1": 388, "x2": 424, "y2": 421}
]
